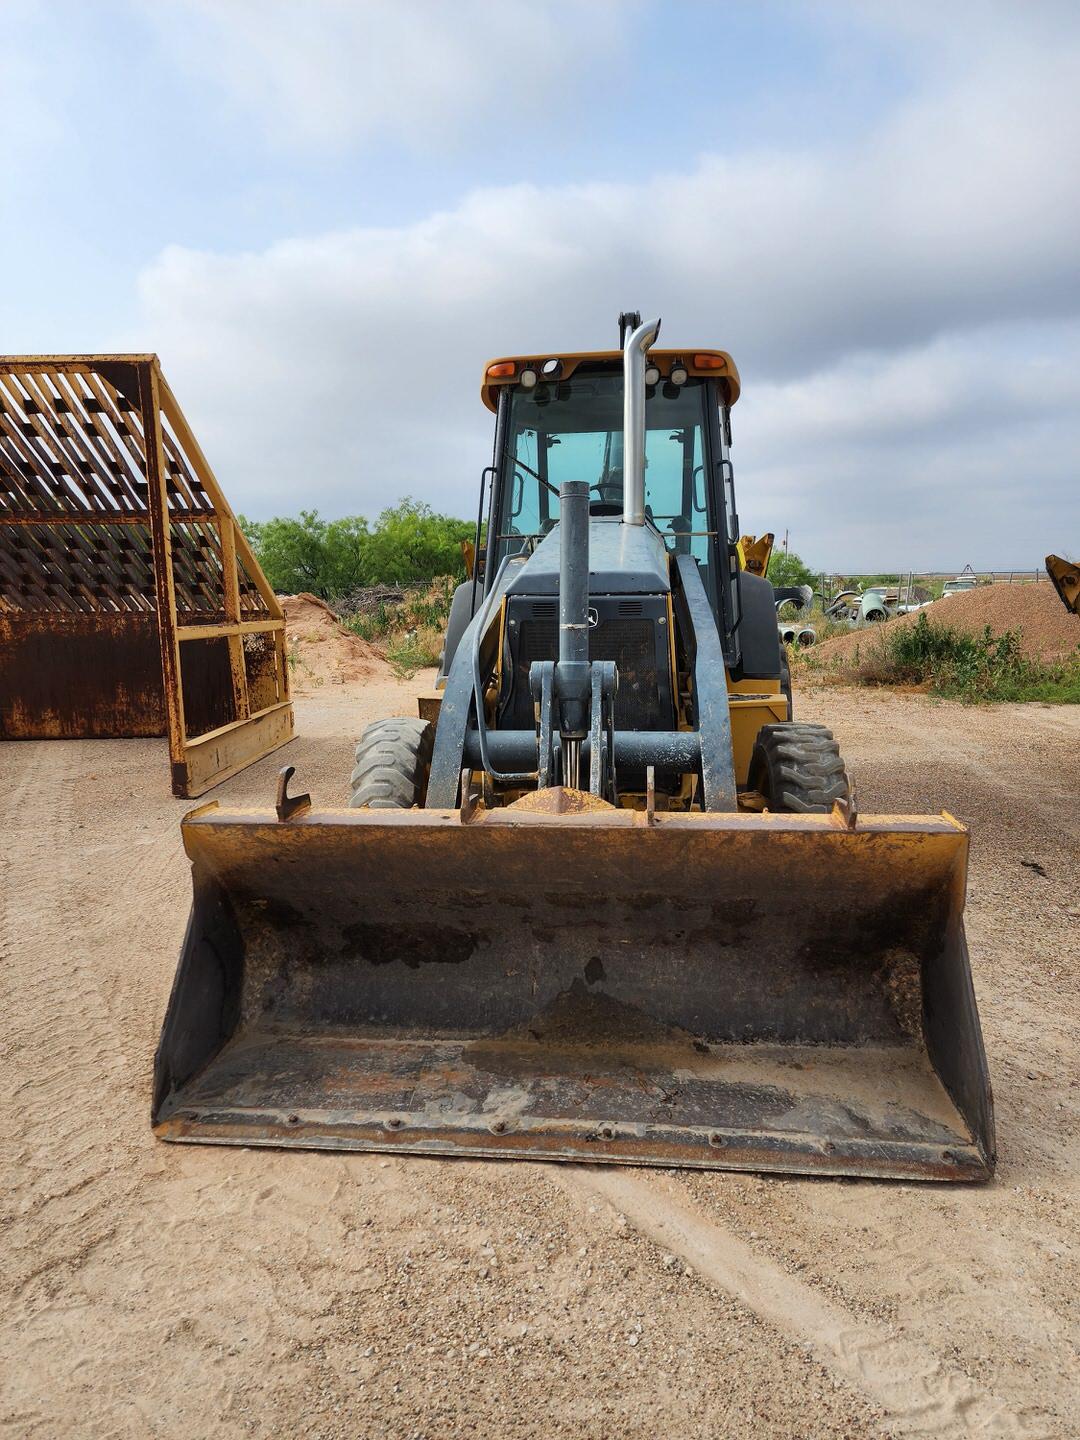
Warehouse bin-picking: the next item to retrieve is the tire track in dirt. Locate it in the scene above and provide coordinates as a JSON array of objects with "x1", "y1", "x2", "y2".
[
  {"x1": 3, "y1": 683, "x2": 1078, "y2": 1439},
  {"x1": 0, "y1": 737, "x2": 192, "y2": 1302},
  {"x1": 791, "y1": 688, "x2": 1080, "y2": 1431},
  {"x1": 564, "y1": 1168, "x2": 1053, "y2": 1438},
  {"x1": 330, "y1": 1154, "x2": 887, "y2": 1438},
  {"x1": 0, "y1": 741, "x2": 146, "y2": 1302}
]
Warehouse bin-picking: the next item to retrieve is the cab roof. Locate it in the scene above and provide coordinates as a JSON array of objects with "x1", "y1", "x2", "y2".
[{"x1": 480, "y1": 348, "x2": 741, "y2": 412}]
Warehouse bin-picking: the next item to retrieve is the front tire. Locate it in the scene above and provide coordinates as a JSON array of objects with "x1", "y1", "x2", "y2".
[
  {"x1": 749, "y1": 722, "x2": 850, "y2": 813},
  {"x1": 349, "y1": 717, "x2": 434, "y2": 809}
]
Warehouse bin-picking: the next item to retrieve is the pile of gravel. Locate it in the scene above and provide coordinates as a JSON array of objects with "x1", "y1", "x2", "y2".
[{"x1": 813, "y1": 582, "x2": 1079, "y2": 665}]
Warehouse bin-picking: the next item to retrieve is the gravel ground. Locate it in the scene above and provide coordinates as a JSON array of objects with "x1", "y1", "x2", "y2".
[{"x1": 1, "y1": 677, "x2": 1077, "y2": 1439}]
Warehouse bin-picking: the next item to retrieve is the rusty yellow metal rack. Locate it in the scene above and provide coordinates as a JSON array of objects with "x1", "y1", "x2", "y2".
[{"x1": 0, "y1": 355, "x2": 294, "y2": 796}]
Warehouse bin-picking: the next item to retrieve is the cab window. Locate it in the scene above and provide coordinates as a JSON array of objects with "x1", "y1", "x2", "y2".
[{"x1": 495, "y1": 372, "x2": 715, "y2": 573}]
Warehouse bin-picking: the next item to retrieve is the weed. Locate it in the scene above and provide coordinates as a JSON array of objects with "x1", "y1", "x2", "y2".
[
  {"x1": 339, "y1": 577, "x2": 456, "y2": 677},
  {"x1": 785, "y1": 608, "x2": 852, "y2": 681},
  {"x1": 847, "y1": 613, "x2": 1080, "y2": 702},
  {"x1": 806, "y1": 607, "x2": 854, "y2": 644},
  {"x1": 343, "y1": 606, "x2": 390, "y2": 643},
  {"x1": 385, "y1": 628, "x2": 444, "y2": 679}
]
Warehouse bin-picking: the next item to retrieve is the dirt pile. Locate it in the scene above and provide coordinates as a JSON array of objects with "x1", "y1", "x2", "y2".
[
  {"x1": 814, "y1": 582, "x2": 1080, "y2": 666},
  {"x1": 281, "y1": 592, "x2": 389, "y2": 691}
]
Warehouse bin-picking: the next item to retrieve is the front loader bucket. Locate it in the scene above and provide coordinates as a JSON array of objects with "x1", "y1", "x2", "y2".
[{"x1": 153, "y1": 802, "x2": 994, "y2": 1181}]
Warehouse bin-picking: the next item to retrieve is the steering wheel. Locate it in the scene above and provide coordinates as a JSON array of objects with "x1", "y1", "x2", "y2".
[{"x1": 590, "y1": 475, "x2": 623, "y2": 515}]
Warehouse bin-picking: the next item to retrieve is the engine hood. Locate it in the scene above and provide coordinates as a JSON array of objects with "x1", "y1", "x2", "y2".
[{"x1": 503, "y1": 516, "x2": 671, "y2": 596}]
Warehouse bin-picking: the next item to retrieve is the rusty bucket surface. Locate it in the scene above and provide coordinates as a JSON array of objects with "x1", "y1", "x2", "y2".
[{"x1": 153, "y1": 804, "x2": 994, "y2": 1181}]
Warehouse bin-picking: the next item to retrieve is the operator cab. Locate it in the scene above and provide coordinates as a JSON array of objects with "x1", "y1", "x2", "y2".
[
  {"x1": 495, "y1": 371, "x2": 712, "y2": 563},
  {"x1": 435, "y1": 331, "x2": 779, "y2": 701},
  {"x1": 482, "y1": 348, "x2": 742, "y2": 653}
]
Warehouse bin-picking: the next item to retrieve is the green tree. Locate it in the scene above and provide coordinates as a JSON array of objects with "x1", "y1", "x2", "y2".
[
  {"x1": 360, "y1": 499, "x2": 473, "y2": 584},
  {"x1": 236, "y1": 510, "x2": 369, "y2": 598},
  {"x1": 236, "y1": 499, "x2": 473, "y2": 597},
  {"x1": 236, "y1": 514, "x2": 262, "y2": 550},
  {"x1": 766, "y1": 547, "x2": 816, "y2": 589}
]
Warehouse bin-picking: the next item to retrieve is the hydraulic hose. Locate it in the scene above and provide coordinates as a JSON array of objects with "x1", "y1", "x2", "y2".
[{"x1": 469, "y1": 554, "x2": 537, "y2": 785}]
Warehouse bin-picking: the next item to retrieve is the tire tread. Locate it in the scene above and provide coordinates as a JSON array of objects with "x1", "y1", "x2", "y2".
[
  {"x1": 349, "y1": 716, "x2": 434, "y2": 809},
  {"x1": 749, "y1": 722, "x2": 851, "y2": 814}
]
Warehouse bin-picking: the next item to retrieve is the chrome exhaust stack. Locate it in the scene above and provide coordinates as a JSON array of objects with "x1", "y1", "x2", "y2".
[{"x1": 622, "y1": 315, "x2": 661, "y2": 526}]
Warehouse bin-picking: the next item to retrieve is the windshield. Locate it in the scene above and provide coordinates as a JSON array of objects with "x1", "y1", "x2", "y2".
[{"x1": 495, "y1": 372, "x2": 715, "y2": 571}]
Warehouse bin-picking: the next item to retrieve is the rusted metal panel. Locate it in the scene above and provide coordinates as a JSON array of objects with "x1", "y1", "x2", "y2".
[
  {"x1": 178, "y1": 635, "x2": 236, "y2": 739},
  {"x1": 153, "y1": 804, "x2": 994, "y2": 1181},
  {"x1": 181, "y1": 703, "x2": 295, "y2": 797},
  {"x1": 417, "y1": 694, "x2": 442, "y2": 725},
  {"x1": 0, "y1": 611, "x2": 165, "y2": 738},
  {"x1": 0, "y1": 355, "x2": 294, "y2": 792},
  {"x1": 153, "y1": 1032, "x2": 987, "y2": 1181}
]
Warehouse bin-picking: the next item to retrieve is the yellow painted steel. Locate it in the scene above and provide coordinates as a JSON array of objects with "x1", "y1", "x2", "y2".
[
  {"x1": 481, "y1": 349, "x2": 741, "y2": 411},
  {"x1": 729, "y1": 693, "x2": 789, "y2": 784},
  {"x1": 737, "y1": 533, "x2": 775, "y2": 577},
  {"x1": 1046, "y1": 554, "x2": 1080, "y2": 615}
]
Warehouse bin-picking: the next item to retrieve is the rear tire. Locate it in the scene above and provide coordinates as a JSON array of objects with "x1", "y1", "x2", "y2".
[
  {"x1": 349, "y1": 717, "x2": 434, "y2": 809},
  {"x1": 749, "y1": 722, "x2": 850, "y2": 813}
]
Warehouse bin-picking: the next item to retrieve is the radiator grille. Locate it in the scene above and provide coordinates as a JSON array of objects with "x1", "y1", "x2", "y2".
[{"x1": 515, "y1": 617, "x2": 664, "y2": 730}]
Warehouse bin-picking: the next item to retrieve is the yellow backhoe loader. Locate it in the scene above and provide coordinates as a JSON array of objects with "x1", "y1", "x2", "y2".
[{"x1": 152, "y1": 313, "x2": 994, "y2": 1181}]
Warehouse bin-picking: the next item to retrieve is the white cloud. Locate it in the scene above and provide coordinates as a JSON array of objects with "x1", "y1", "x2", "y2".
[
  {"x1": 737, "y1": 323, "x2": 1080, "y2": 569},
  {"x1": 123, "y1": 5, "x2": 1080, "y2": 569},
  {"x1": 144, "y1": 0, "x2": 630, "y2": 152}
]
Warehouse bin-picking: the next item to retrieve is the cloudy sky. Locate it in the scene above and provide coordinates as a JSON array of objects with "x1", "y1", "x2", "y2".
[{"x1": 3, "y1": 0, "x2": 1079, "y2": 569}]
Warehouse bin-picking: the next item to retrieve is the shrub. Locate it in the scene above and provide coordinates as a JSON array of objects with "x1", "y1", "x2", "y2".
[
  {"x1": 767, "y1": 548, "x2": 816, "y2": 589},
  {"x1": 340, "y1": 577, "x2": 457, "y2": 678},
  {"x1": 359, "y1": 500, "x2": 473, "y2": 586},
  {"x1": 237, "y1": 510, "x2": 369, "y2": 598},
  {"x1": 237, "y1": 499, "x2": 473, "y2": 599},
  {"x1": 851, "y1": 613, "x2": 1080, "y2": 702}
]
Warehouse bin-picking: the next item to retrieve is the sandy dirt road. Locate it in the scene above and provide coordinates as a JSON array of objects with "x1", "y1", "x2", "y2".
[{"x1": 2, "y1": 677, "x2": 1078, "y2": 1439}]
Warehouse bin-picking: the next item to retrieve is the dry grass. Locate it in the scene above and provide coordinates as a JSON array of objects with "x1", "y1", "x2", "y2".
[{"x1": 339, "y1": 576, "x2": 456, "y2": 677}]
